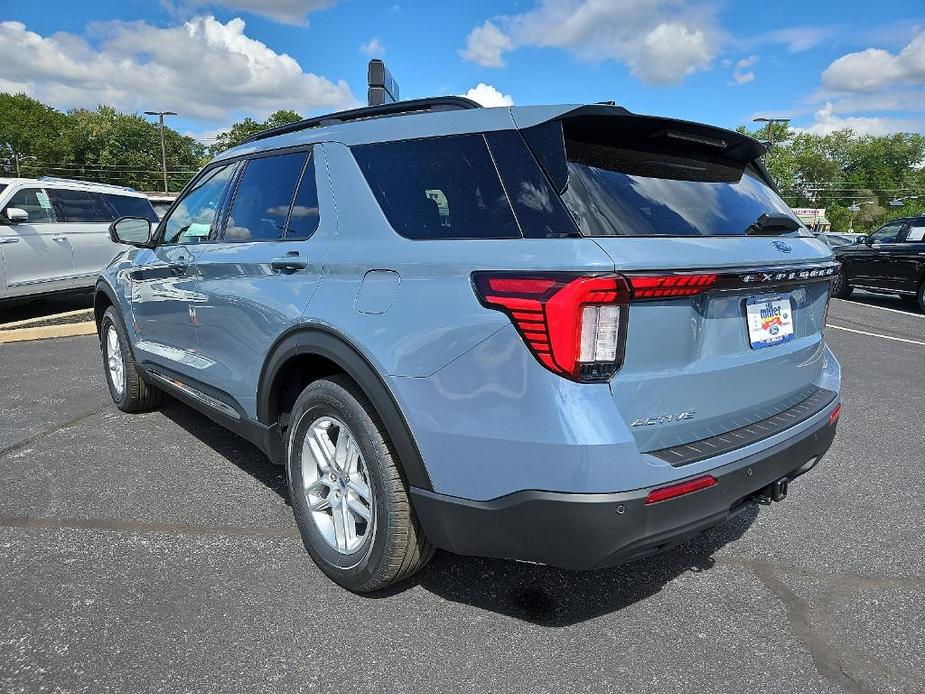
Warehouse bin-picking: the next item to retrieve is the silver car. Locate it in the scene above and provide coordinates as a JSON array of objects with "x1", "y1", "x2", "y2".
[{"x1": 0, "y1": 177, "x2": 158, "y2": 302}]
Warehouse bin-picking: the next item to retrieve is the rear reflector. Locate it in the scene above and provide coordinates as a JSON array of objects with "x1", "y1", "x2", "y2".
[
  {"x1": 644, "y1": 475, "x2": 717, "y2": 505},
  {"x1": 629, "y1": 274, "x2": 718, "y2": 299},
  {"x1": 829, "y1": 404, "x2": 841, "y2": 424}
]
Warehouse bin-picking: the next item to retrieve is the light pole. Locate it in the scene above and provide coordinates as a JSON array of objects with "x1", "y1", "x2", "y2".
[
  {"x1": 145, "y1": 110, "x2": 177, "y2": 193},
  {"x1": 847, "y1": 200, "x2": 875, "y2": 232},
  {"x1": 11, "y1": 153, "x2": 36, "y2": 178},
  {"x1": 752, "y1": 116, "x2": 791, "y2": 146}
]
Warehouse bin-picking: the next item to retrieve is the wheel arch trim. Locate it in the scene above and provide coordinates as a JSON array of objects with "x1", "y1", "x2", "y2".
[{"x1": 257, "y1": 325, "x2": 434, "y2": 491}]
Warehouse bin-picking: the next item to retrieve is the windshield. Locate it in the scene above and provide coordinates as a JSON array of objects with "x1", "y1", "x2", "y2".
[{"x1": 559, "y1": 138, "x2": 803, "y2": 238}]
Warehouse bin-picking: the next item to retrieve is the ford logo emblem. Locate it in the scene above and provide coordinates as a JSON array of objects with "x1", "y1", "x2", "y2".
[{"x1": 771, "y1": 240, "x2": 792, "y2": 253}]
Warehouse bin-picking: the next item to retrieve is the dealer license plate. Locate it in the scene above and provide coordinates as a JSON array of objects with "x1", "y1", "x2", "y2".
[{"x1": 746, "y1": 295, "x2": 794, "y2": 349}]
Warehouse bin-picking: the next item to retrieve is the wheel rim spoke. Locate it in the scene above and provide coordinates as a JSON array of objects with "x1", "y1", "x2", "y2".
[
  {"x1": 300, "y1": 415, "x2": 375, "y2": 555},
  {"x1": 106, "y1": 327, "x2": 124, "y2": 396}
]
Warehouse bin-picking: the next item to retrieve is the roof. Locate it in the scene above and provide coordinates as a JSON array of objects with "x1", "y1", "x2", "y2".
[
  {"x1": 0, "y1": 176, "x2": 147, "y2": 197},
  {"x1": 213, "y1": 100, "x2": 766, "y2": 166}
]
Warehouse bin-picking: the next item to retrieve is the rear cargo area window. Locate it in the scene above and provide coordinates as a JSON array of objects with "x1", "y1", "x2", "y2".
[
  {"x1": 526, "y1": 117, "x2": 800, "y2": 238},
  {"x1": 352, "y1": 134, "x2": 521, "y2": 240}
]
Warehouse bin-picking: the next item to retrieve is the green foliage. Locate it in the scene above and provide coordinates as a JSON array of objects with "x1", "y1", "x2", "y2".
[
  {"x1": 211, "y1": 110, "x2": 304, "y2": 153},
  {"x1": 0, "y1": 93, "x2": 206, "y2": 191},
  {"x1": 739, "y1": 123, "x2": 925, "y2": 232}
]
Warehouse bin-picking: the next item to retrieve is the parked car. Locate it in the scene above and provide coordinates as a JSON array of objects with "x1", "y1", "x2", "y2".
[
  {"x1": 832, "y1": 216, "x2": 925, "y2": 311},
  {"x1": 0, "y1": 177, "x2": 159, "y2": 303},
  {"x1": 817, "y1": 232, "x2": 862, "y2": 248},
  {"x1": 94, "y1": 98, "x2": 842, "y2": 592},
  {"x1": 146, "y1": 194, "x2": 176, "y2": 220}
]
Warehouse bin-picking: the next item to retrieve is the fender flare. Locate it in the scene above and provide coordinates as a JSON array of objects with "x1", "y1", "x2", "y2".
[{"x1": 257, "y1": 326, "x2": 433, "y2": 491}]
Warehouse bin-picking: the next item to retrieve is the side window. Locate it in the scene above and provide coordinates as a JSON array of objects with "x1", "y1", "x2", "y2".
[
  {"x1": 103, "y1": 194, "x2": 159, "y2": 223},
  {"x1": 49, "y1": 189, "x2": 113, "y2": 223},
  {"x1": 162, "y1": 164, "x2": 236, "y2": 244},
  {"x1": 3, "y1": 188, "x2": 57, "y2": 224},
  {"x1": 223, "y1": 152, "x2": 307, "y2": 242},
  {"x1": 903, "y1": 220, "x2": 925, "y2": 243},
  {"x1": 870, "y1": 223, "x2": 904, "y2": 244},
  {"x1": 286, "y1": 153, "x2": 320, "y2": 239},
  {"x1": 352, "y1": 134, "x2": 521, "y2": 240}
]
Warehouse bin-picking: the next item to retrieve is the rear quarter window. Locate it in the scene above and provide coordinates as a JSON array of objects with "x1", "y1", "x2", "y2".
[
  {"x1": 352, "y1": 134, "x2": 521, "y2": 240},
  {"x1": 103, "y1": 194, "x2": 159, "y2": 222}
]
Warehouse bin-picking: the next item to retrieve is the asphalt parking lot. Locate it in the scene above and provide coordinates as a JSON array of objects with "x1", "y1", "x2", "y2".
[{"x1": 1, "y1": 296, "x2": 923, "y2": 694}]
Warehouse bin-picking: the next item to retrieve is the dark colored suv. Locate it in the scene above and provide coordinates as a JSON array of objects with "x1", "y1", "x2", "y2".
[{"x1": 832, "y1": 216, "x2": 925, "y2": 311}]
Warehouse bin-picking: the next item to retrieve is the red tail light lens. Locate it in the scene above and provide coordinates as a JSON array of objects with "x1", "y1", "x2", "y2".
[
  {"x1": 629, "y1": 274, "x2": 718, "y2": 299},
  {"x1": 473, "y1": 273, "x2": 631, "y2": 382},
  {"x1": 829, "y1": 403, "x2": 841, "y2": 425},
  {"x1": 645, "y1": 475, "x2": 717, "y2": 504}
]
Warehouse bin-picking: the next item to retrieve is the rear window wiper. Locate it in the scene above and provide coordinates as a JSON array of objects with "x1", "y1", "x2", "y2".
[{"x1": 744, "y1": 213, "x2": 801, "y2": 236}]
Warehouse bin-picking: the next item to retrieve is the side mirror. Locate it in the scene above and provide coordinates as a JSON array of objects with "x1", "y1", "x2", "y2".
[
  {"x1": 109, "y1": 216, "x2": 153, "y2": 247},
  {"x1": 3, "y1": 207, "x2": 28, "y2": 224},
  {"x1": 858, "y1": 235, "x2": 870, "y2": 245}
]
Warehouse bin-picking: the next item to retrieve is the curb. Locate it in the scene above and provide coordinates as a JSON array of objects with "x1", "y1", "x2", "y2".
[{"x1": 0, "y1": 321, "x2": 97, "y2": 344}]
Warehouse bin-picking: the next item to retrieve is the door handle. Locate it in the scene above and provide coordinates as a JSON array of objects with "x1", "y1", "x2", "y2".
[
  {"x1": 271, "y1": 254, "x2": 308, "y2": 273},
  {"x1": 51, "y1": 235, "x2": 68, "y2": 242},
  {"x1": 0, "y1": 237, "x2": 19, "y2": 244}
]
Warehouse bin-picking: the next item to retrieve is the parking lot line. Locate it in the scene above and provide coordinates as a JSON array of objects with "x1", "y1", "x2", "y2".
[
  {"x1": 826, "y1": 324, "x2": 925, "y2": 347},
  {"x1": 0, "y1": 321, "x2": 96, "y2": 344},
  {"x1": 832, "y1": 298, "x2": 923, "y2": 319}
]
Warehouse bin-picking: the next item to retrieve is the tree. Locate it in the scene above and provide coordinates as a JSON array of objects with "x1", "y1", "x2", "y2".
[
  {"x1": 211, "y1": 109, "x2": 304, "y2": 153},
  {"x1": 739, "y1": 123, "x2": 925, "y2": 232},
  {"x1": 0, "y1": 93, "x2": 207, "y2": 191}
]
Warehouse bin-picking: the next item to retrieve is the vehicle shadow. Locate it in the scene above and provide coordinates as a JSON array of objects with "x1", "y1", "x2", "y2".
[
  {"x1": 403, "y1": 507, "x2": 758, "y2": 627},
  {"x1": 158, "y1": 400, "x2": 291, "y2": 504},
  {"x1": 1, "y1": 292, "x2": 93, "y2": 324},
  {"x1": 845, "y1": 290, "x2": 920, "y2": 315},
  {"x1": 155, "y1": 396, "x2": 757, "y2": 627}
]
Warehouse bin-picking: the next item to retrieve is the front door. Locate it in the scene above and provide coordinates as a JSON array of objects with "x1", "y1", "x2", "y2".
[
  {"x1": 851, "y1": 221, "x2": 907, "y2": 289},
  {"x1": 0, "y1": 187, "x2": 74, "y2": 298},
  {"x1": 193, "y1": 147, "x2": 335, "y2": 417},
  {"x1": 127, "y1": 163, "x2": 237, "y2": 382}
]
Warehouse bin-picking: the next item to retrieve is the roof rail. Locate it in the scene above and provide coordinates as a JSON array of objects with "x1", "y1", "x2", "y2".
[
  {"x1": 37, "y1": 176, "x2": 136, "y2": 193},
  {"x1": 240, "y1": 96, "x2": 481, "y2": 146}
]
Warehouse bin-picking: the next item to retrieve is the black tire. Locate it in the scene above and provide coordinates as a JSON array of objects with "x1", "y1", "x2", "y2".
[
  {"x1": 100, "y1": 307, "x2": 164, "y2": 413},
  {"x1": 831, "y1": 269, "x2": 853, "y2": 299},
  {"x1": 917, "y1": 280, "x2": 925, "y2": 314},
  {"x1": 287, "y1": 375, "x2": 433, "y2": 593}
]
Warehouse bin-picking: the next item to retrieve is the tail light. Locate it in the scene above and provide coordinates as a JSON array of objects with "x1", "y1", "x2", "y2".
[
  {"x1": 472, "y1": 273, "x2": 631, "y2": 382},
  {"x1": 628, "y1": 274, "x2": 717, "y2": 299}
]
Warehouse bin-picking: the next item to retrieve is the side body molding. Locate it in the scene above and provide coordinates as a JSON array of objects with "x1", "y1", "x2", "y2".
[{"x1": 257, "y1": 326, "x2": 433, "y2": 491}]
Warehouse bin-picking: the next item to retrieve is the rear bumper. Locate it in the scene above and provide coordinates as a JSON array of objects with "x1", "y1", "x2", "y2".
[{"x1": 411, "y1": 408, "x2": 838, "y2": 570}]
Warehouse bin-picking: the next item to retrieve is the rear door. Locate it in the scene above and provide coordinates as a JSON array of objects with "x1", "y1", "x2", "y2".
[
  {"x1": 521, "y1": 113, "x2": 835, "y2": 451},
  {"x1": 0, "y1": 186, "x2": 74, "y2": 297},
  {"x1": 192, "y1": 147, "x2": 335, "y2": 414},
  {"x1": 47, "y1": 188, "x2": 125, "y2": 288},
  {"x1": 892, "y1": 220, "x2": 925, "y2": 293}
]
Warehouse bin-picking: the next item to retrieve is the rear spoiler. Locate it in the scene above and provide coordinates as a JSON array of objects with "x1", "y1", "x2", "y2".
[{"x1": 515, "y1": 104, "x2": 775, "y2": 192}]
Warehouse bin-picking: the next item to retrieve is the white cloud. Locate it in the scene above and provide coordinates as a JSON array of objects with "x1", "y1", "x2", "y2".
[
  {"x1": 0, "y1": 17, "x2": 356, "y2": 122},
  {"x1": 463, "y1": 83, "x2": 513, "y2": 107},
  {"x1": 460, "y1": 21, "x2": 512, "y2": 68},
  {"x1": 799, "y1": 102, "x2": 917, "y2": 136},
  {"x1": 751, "y1": 25, "x2": 837, "y2": 53},
  {"x1": 181, "y1": 0, "x2": 337, "y2": 26},
  {"x1": 459, "y1": 1, "x2": 720, "y2": 85},
  {"x1": 730, "y1": 55, "x2": 757, "y2": 85},
  {"x1": 822, "y1": 32, "x2": 925, "y2": 92},
  {"x1": 359, "y1": 38, "x2": 385, "y2": 56}
]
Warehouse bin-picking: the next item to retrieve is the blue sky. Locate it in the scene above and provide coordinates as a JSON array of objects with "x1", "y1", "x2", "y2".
[{"x1": 1, "y1": 0, "x2": 923, "y2": 144}]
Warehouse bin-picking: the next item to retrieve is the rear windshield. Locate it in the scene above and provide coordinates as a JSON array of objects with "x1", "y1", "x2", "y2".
[
  {"x1": 562, "y1": 143, "x2": 795, "y2": 237},
  {"x1": 526, "y1": 117, "x2": 801, "y2": 238}
]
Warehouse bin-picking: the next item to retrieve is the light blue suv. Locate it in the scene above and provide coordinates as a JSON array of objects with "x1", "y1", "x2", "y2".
[{"x1": 95, "y1": 97, "x2": 842, "y2": 592}]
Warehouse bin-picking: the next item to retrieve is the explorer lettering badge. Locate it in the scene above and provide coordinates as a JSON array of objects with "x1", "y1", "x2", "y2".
[{"x1": 631, "y1": 411, "x2": 696, "y2": 427}]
